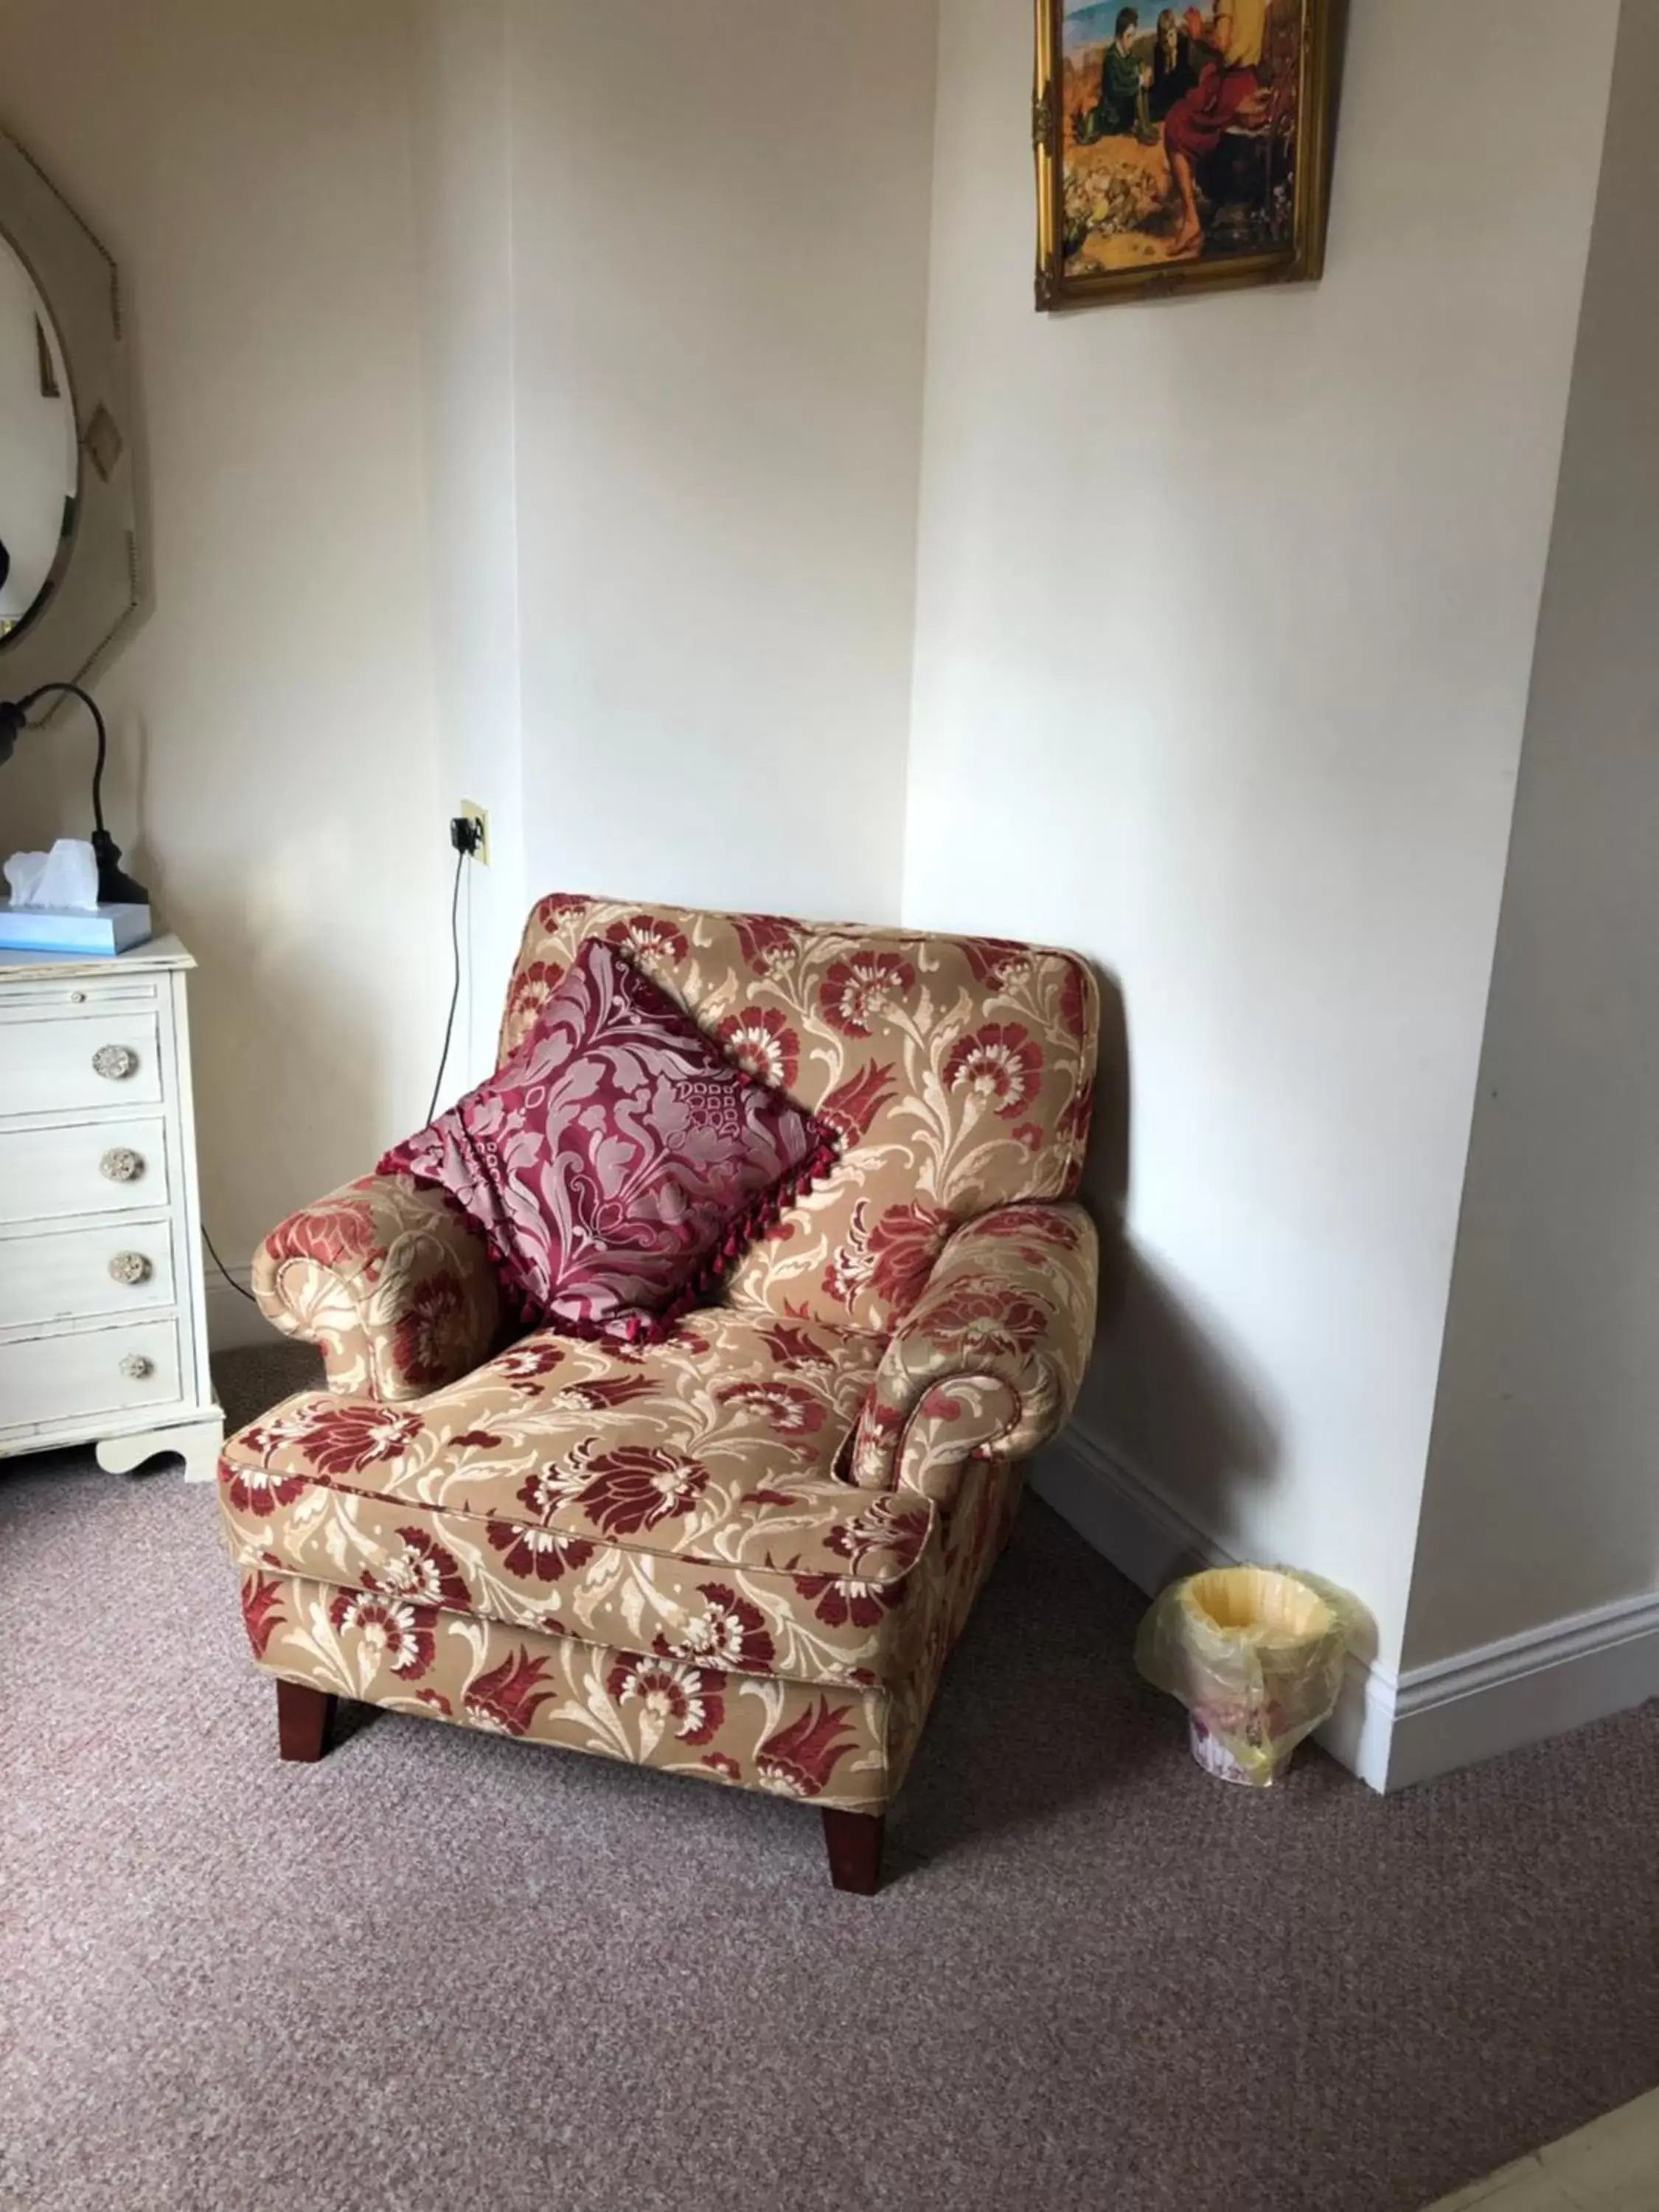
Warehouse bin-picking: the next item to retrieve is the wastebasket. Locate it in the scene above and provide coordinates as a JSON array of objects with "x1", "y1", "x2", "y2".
[{"x1": 1135, "y1": 1565, "x2": 1357, "y2": 1788}]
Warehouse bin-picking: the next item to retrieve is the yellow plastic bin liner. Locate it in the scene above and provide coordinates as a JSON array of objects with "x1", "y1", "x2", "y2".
[{"x1": 1134, "y1": 1565, "x2": 1359, "y2": 1787}]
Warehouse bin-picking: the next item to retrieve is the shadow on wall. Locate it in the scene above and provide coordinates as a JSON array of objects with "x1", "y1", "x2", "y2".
[
  {"x1": 1085, "y1": 958, "x2": 1131, "y2": 1222},
  {"x1": 1070, "y1": 961, "x2": 1281, "y2": 1553}
]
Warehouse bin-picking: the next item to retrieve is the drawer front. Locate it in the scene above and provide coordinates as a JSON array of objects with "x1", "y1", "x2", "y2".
[
  {"x1": 0, "y1": 1219, "x2": 176, "y2": 1332},
  {"x1": 0, "y1": 1316, "x2": 183, "y2": 1436},
  {"x1": 0, "y1": 1010, "x2": 164, "y2": 1120},
  {"x1": 0, "y1": 1117, "x2": 171, "y2": 1226},
  {"x1": 0, "y1": 973, "x2": 159, "y2": 1013}
]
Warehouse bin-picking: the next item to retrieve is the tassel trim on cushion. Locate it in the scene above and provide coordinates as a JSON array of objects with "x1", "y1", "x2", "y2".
[
  {"x1": 467, "y1": 1133, "x2": 842, "y2": 1349},
  {"x1": 647, "y1": 1133, "x2": 842, "y2": 1340}
]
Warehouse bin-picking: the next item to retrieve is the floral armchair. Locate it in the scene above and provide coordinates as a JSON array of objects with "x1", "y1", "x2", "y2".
[{"x1": 218, "y1": 895, "x2": 1099, "y2": 1892}]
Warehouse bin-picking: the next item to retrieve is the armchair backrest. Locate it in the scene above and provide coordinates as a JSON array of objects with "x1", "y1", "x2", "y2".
[{"x1": 500, "y1": 894, "x2": 1098, "y2": 1335}]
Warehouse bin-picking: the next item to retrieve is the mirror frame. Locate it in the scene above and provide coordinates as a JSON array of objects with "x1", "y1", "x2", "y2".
[{"x1": 0, "y1": 128, "x2": 138, "y2": 697}]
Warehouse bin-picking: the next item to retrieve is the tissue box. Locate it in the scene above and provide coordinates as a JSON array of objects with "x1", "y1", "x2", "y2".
[{"x1": 0, "y1": 902, "x2": 153, "y2": 956}]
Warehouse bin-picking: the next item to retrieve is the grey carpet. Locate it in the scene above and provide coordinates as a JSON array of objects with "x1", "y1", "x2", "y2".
[{"x1": 3, "y1": 1342, "x2": 1657, "y2": 2212}]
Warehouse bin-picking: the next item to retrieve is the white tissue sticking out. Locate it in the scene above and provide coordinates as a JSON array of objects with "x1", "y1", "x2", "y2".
[{"x1": 4, "y1": 838, "x2": 102, "y2": 912}]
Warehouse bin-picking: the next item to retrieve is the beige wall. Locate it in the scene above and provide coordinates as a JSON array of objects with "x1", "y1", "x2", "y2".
[
  {"x1": 0, "y1": 0, "x2": 448, "y2": 1272},
  {"x1": 1405, "y1": 0, "x2": 1659, "y2": 1667},
  {"x1": 413, "y1": 0, "x2": 526, "y2": 1091},
  {"x1": 904, "y1": 0, "x2": 1619, "y2": 1672},
  {"x1": 1, "y1": 0, "x2": 940, "y2": 1294},
  {"x1": 507, "y1": 0, "x2": 939, "y2": 925},
  {"x1": 408, "y1": 0, "x2": 941, "y2": 1077}
]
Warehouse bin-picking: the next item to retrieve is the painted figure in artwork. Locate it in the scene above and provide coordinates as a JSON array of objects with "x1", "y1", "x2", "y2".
[
  {"x1": 1149, "y1": 9, "x2": 1197, "y2": 120},
  {"x1": 1163, "y1": 1, "x2": 1273, "y2": 255},
  {"x1": 1082, "y1": 7, "x2": 1158, "y2": 145}
]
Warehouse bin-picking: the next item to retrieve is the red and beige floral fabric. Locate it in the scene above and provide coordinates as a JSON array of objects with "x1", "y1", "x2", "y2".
[
  {"x1": 849, "y1": 1203, "x2": 1100, "y2": 1498},
  {"x1": 232, "y1": 1453, "x2": 1020, "y2": 1814},
  {"x1": 252, "y1": 1172, "x2": 501, "y2": 1404},
  {"x1": 498, "y1": 897, "x2": 1097, "y2": 1336},
  {"x1": 222, "y1": 1308, "x2": 933, "y2": 1691},
  {"x1": 378, "y1": 939, "x2": 837, "y2": 1343},
  {"x1": 232, "y1": 895, "x2": 1100, "y2": 1820}
]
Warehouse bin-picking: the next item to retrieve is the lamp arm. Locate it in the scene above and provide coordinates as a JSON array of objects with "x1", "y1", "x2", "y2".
[
  {"x1": 0, "y1": 679, "x2": 145, "y2": 905},
  {"x1": 15, "y1": 683, "x2": 109, "y2": 836}
]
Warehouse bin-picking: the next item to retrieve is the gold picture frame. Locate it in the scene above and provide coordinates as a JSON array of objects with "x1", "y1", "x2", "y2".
[{"x1": 1034, "y1": 0, "x2": 1335, "y2": 310}]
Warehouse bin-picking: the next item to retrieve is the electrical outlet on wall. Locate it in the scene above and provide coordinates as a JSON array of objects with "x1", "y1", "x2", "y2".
[{"x1": 458, "y1": 801, "x2": 490, "y2": 866}]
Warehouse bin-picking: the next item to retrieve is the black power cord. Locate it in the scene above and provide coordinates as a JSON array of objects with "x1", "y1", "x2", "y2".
[
  {"x1": 427, "y1": 823, "x2": 479, "y2": 1123},
  {"x1": 203, "y1": 1221, "x2": 259, "y2": 1304}
]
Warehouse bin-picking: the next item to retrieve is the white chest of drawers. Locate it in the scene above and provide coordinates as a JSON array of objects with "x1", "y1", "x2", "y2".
[{"x1": 0, "y1": 934, "x2": 222, "y2": 1481}]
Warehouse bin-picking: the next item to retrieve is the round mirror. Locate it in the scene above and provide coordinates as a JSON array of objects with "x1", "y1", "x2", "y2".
[
  {"x1": 0, "y1": 128, "x2": 137, "y2": 695},
  {"x1": 0, "y1": 232, "x2": 77, "y2": 646}
]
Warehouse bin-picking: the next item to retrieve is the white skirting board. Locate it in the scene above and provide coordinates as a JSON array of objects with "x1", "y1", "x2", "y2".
[
  {"x1": 1032, "y1": 1425, "x2": 1659, "y2": 1794},
  {"x1": 1387, "y1": 1589, "x2": 1659, "y2": 1791}
]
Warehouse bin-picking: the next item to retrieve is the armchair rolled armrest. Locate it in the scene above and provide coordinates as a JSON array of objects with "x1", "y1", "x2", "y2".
[
  {"x1": 849, "y1": 1203, "x2": 1099, "y2": 1502},
  {"x1": 252, "y1": 1172, "x2": 503, "y2": 1402}
]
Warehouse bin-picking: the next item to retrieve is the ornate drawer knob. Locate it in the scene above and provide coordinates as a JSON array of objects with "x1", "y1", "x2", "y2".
[
  {"x1": 100, "y1": 1147, "x2": 145, "y2": 1183},
  {"x1": 109, "y1": 1251, "x2": 152, "y2": 1286},
  {"x1": 119, "y1": 1353, "x2": 153, "y2": 1381},
  {"x1": 92, "y1": 1044, "x2": 138, "y2": 1081}
]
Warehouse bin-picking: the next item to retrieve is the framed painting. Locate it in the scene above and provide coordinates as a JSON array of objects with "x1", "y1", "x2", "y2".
[{"x1": 1034, "y1": 0, "x2": 1335, "y2": 309}]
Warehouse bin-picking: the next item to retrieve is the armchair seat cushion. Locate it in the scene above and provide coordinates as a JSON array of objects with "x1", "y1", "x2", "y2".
[{"x1": 219, "y1": 1308, "x2": 953, "y2": 1691}]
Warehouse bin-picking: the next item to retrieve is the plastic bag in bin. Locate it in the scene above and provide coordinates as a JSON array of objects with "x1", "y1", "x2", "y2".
[{"x1": 1135, "y1": 1565, "x2": 1360, "y2": 1787}]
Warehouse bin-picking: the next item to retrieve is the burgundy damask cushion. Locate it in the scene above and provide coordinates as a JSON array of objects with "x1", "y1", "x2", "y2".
[{"x1": 378, "y1": 938, "x2": 838, "y2": 1343}]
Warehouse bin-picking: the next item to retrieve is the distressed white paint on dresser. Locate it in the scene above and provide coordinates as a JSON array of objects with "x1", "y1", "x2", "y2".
[{"x1": 0, "y1": 936, "x2": 223, "y2": 1481}]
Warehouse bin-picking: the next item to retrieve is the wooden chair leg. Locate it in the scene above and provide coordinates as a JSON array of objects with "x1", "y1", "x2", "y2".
[
  {"x1": 822, "y1": 1808, "x2": 884, "y2": 1895},
  {"x1": 276, "y1": 1678, "x2": 335, "y2": 1763}
]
